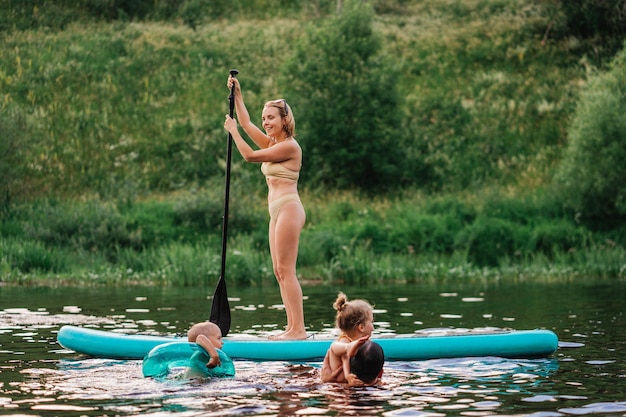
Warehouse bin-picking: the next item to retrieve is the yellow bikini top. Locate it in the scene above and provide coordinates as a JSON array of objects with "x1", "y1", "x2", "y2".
[
  {"x1": 338, "y1": 332, "x2": 354, "y2": 342},
  {"x1": 261, "y1": 162, "x2": 299, "y2": 181}
]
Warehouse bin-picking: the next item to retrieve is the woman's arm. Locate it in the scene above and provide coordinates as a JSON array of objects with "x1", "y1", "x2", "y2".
[
  {"x1": 229, "y1": 76, "x2": 271, "y2": 149},
  {"x1": 224, "y1": 116, "x2": 300, "y2": 164}
]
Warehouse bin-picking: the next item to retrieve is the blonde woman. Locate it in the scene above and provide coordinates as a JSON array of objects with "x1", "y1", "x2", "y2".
[{"x1": 223, "y1": 74, "x2": 306, "y2": 340}]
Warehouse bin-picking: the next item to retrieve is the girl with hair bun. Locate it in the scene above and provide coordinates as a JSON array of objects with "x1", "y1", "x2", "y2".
[{"x1": 321, "y1": 292, "x2": 383, "y2": 386}]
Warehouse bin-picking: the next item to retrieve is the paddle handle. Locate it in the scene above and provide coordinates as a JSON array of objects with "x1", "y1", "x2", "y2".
[{"x1": 210, "y1": 69, "x2": 239, "y2": 337}]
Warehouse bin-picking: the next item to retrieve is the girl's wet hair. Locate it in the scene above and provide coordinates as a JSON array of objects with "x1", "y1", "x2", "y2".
[
  {"x1": 333, "y1": 292, "x2": 373, "y2": 332},
  {"x1": 264, "y1": 99, "x2": 296, "y2": 138}
]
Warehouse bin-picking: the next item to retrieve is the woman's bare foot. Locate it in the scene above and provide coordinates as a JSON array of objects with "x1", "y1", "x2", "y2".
[
  {"x1": 268, "y1": 329, "x2": 288, "y2": 340},
  {"x1": 270, "y1": 330, "x2": 307, "y2": 340}
]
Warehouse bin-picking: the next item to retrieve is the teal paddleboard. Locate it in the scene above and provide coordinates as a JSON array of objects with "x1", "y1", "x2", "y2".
[{"x1": 57, "y1": 325, "x2": 558, "y2": 361}]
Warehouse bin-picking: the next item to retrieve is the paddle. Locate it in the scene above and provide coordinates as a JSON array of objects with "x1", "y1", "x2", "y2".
[{"x1": 210, "y1": 69, "x2": 238, "y2": 337}]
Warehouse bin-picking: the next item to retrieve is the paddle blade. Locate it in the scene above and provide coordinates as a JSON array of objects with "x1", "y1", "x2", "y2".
[{"x1": 210, "y1": 277, "x2": 230, "y2": 337}]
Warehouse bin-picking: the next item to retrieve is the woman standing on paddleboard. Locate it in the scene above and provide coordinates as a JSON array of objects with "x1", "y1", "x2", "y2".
[{"x1": 224, "y1": 74, "x2": 307, "y2": 340}]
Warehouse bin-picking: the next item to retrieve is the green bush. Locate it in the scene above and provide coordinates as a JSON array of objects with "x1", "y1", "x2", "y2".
[
  {"x1": 423, "y1": 196, "x2": 477, "y2": 225},
  {"x1": 173, "y1": 190, "x2": 225, "y2": 234},
  {"x1": 299, "y1": 229, "x2": 345, "y2": 267},
  {"x1": 389, "y1": 212, "x2": 458, "y2": 255},
  {"x1": 455, "y1": 217, "x2": 527, "y2": 267},
  {"x1": 403, "y1": 197, "x2": 477, "y2": 255},
  {"x1": 22, "y1": 200, "x2": 135, "y2": 257},
  {"x1": 554, "y1": 42, "x2": 626, "y2": 228},
  {"x1": 530, "y1": 221, "x2": 590, "y2": 258},
  {"x1": 283, "y1": 0, "x2": 406, "y2": 191},
  {"x1": 123, "y1": 200, "x2": 183, "y2": 248},
  {"x1": 479, "y1": 191, "x2": 566, "y2": 227},
  {"x1": 1, "y1": 238, "x2": 68, "y2": 273},
  {"x1": 348, "y1": 217, "x2": 393, "y2": 254},
  {"x1": 604, "y1": 224, "x2": 626, "y2": 248},
  {"x1": 327, "y1": 240, "x2": 384, "y2": 286},
  {"x1": 547, "y1": 0, "x2": 626, "y2": 59}
]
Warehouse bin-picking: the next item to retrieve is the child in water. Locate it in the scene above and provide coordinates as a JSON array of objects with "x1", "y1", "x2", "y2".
[
  {"x1": 321, "y1": 292, "x2": 384, "y2": 386},
  {"x1": 187, "y1": 321, "x2": 224, "y2": 368}
]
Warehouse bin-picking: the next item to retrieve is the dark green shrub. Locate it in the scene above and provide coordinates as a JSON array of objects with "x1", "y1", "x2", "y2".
[
  {"x1": 423, "y1": 197, "x2": 477, "y2": 225},
  {"x1": 546, "y1": 0, "x2": 626, "y2": 59},
  {"x1": 22, "y1": 200, "x2": 134, "y2": 256},
  {"x1": 455, "y1": 217, "x2": 526, "y2": 267},
  {"x1": 554, "y1": 43, "x2": 626, "y2": 229},
  {"x1": 418, "y1": 214, "x2": 461, "y2": 255},
  {"x1": 0, "y1": 220, "x2": 23, "y2": 237},
  {"x1": 2, "y1": 239, "x2": 67, "y2": 273},
  {"x1": 222, "y1": 249, "x2": 270, "y2": 286},
  {"x1": 605, "y1": 224, "x2": 626, "y2": 248},
  {"x1": 325, "y1": 201, "x2": 359, "y2": 222},
  {"x1": 330, "y1": 241, "x2": 381, "y2": 286},
  {"x1": 480, "y1": 192, "x2": 567, "y2": 227},
  {"x1": 343, "y1": 216, "x2": 392, "y2": 254},
  {"x1": 299, "y1": 229, "x2": 345, "y2": 266},
  {"x1": 178, "y1": 0, "x2": 227, "y2": 29},
  {"x1": 387, "y1": 197, "x2": 475, "y2": 255},
  {"x1": 390, "y1": 213, "x2": 458, "y2": 255},
  {"x1": 283, "y1": 0, "x2": 406, "y2": 191},
  {"x1": 123, "y1": 201, "x2": 181, "y2": 248},
  {"x1": 227, "y1": 194, "x2": 268, "y2": 239},
  {"x1": 173, "y1": 191, "x2": 224, "y2": 234},
  {"x1": 530, "y1": 221, "x2": 590, "y2": 258},
  {"x1": 82, "y1": 0, "x2": 177, "y2": 20}
]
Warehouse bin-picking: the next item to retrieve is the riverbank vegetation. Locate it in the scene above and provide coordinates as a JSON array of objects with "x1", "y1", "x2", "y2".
[{"x1": 1, "y1": 0, "x2": 625, "y2": 286}]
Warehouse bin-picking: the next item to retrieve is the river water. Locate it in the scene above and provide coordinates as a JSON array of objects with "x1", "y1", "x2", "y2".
[{"x1": 1, "y1": 279, "x2": 625, "y2": 416}]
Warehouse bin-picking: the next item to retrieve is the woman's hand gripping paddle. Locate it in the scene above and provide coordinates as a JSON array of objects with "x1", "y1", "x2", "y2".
[{"x1": 210, "y1": 69, "x2": 238, "y2": 337}]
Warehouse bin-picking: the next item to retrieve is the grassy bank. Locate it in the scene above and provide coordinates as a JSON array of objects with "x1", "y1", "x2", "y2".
[{"x1": 2, "y1": 189, "x2": 624, "y2": 286}]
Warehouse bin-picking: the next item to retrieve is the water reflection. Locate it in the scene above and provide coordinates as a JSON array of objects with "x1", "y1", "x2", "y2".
[
  {"x1": 1, "y1": 281, "x2": 625, "y2": 416},
  {"x1": 66, "y1": 355, "x2": 554, "y2": 417}
]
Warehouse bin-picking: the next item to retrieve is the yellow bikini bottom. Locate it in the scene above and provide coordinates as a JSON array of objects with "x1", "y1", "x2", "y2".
[{"x1": 268, "y1": 194, "x2": 302, "y2": 219}]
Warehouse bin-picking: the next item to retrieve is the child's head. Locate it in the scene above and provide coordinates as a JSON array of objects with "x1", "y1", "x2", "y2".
[
  {"x1": 333, "y1": 292, "x2": 374, "y2": 335},
  {"x1": 187, "y1": 321, "x2": 223, "y2": 348},
  {"x1": 349, "y1": 340, "x2": 384, "y2": 385}
]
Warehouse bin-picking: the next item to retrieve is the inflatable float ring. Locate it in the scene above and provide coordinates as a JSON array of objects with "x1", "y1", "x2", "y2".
[{"x1": 142, "y1": 341, "x2": 235, "y2": 379}]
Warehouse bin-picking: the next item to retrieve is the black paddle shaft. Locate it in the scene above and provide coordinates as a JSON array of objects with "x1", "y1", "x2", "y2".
[{"x1": 210, "y1": 69, "x2": 238, "y2": 337}]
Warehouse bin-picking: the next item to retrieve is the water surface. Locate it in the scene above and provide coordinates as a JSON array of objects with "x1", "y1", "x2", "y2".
[{"x1": 1, "y1": 280, "x2": 625, "y2": 416}]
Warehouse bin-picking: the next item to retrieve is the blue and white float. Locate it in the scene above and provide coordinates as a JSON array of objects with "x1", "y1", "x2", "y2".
[{"x1": 142, "y1": 342, "x2": 235, "y2": 379}]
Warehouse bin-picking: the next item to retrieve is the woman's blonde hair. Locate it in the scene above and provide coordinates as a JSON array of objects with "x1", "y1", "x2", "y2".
[
  {"x1": 264, "y1": 99, "x2": 296, "y2": 138},
  {"x1": 333, "y1": 292, "x2": 373, "y2": 332}
]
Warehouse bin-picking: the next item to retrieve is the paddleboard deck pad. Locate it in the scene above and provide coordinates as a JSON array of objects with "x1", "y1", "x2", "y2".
[{"x1": 57, "y1": 325, "x2": 558, "y2": 361}]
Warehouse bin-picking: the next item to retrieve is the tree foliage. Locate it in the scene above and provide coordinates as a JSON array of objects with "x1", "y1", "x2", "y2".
[
  {"x1": 0, "y1": 0, "x2": 336, "y2": 32},
  {"x1": 283, "y1": 0, "x2": 406, "y2": 191},
  {"x1": 554, "y1": 41, "x2": 626, "y2": 228},
  {"x1": 559, "y1": 0, "x2": 626, "y2": 39},
  {"x1": 543, "y1": 0, "x2": 626, "y2": 61}
]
